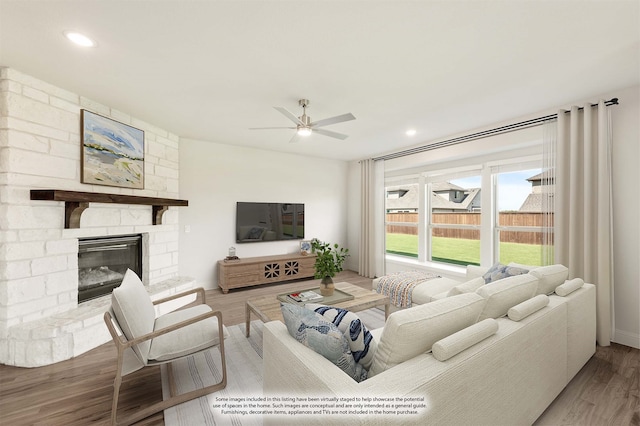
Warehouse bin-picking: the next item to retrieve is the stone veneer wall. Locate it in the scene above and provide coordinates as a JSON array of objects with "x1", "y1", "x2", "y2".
[{"x1": 0, "y1": 68, "x2": 186, "y2": 366}]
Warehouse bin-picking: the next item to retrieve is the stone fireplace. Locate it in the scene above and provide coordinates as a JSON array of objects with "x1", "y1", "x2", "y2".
[
  {"x1": 0, "y1": 68, "x2": 194, "y2": 367},
  {"x1": 78, "y1": 234, "x2": 143, "y2": 303}
]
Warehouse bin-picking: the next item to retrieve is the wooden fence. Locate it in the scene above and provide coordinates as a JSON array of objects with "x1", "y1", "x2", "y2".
[{"x1": 387, "y1": 212, "x2": 554, "y2": 244}]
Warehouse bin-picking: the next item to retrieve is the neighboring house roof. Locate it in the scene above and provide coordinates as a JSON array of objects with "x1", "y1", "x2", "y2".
[
  {"x1": 432, "y1": 188, "x2": 481, "y2": 211},
  {"x1": 518, "y1": 193, "x2": 555, "y2": 212},
  {"x1": 526, "y1": 170, "x2": 555, "y2": 183},
  {"x1": 386, "y1": 184, "x2": 481, "y2": 212},
  {"x1": 385, "y1": 185, "x2": 419, "y2": 211},
  {"x1": 519, "y1": 170, "x2": 555, "y2": 212},
  {"x1": 432, "y1": 181, "x2": 465, "y2": 192}
]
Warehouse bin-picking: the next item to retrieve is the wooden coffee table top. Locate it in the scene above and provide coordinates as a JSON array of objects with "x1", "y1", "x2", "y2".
[{"x1": 245, "y1": 281, "x2": 389, "y2": 336}]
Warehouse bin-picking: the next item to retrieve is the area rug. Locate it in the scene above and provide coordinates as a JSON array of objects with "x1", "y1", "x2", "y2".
[{"x1": 162, "y1": 308, "x2": 386, "y2": 426}]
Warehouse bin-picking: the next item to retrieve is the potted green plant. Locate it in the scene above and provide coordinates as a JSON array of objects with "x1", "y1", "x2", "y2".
[{"x1": 311, "y1": 239, "x2": 349, "y2": 296}]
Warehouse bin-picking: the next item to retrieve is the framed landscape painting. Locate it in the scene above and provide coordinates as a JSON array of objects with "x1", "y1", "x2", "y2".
[{"x1": 81, "y1": 109, "x2": 145, "y2": 189}]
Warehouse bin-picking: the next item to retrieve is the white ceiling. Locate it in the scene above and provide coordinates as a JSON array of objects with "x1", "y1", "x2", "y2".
[{"x1": 1, "y1": 1, "x2": 638, "y2": 161}]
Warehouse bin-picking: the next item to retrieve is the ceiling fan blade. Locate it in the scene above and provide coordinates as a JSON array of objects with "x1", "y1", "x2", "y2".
[
  {"x1": 288, "y1": 133, "x2": 301, "y2": 144},
  {"x1": 248, "y1": 126, "x2": 296, "y2": 130},
  {"x1": 313, "y1": 128, "x2": 349, "y2": 140},
  {"x1": 274, "y1": 106, "x2": 303, "y2": 125},
  {"x1": 310, "y1": 112, "x2": 355, "y2": 128}
]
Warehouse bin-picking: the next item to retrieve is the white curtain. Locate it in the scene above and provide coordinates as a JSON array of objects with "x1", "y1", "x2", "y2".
[
  {"x1": 359, "y1": 158, "x2": 385, "y2": 278},
  {"x1": 555, "y1": 100, "x2": 614, "y2": 346}
]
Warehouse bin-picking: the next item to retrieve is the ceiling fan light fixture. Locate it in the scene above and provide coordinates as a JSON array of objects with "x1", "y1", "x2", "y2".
[{"x1": 297, "y1": 127, "x2": 312, "y2": 137}]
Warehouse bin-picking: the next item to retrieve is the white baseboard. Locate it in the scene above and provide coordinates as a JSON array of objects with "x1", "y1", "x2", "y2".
[{"x1": 613, "y1": 329, "x2": 640, "y2": 349}]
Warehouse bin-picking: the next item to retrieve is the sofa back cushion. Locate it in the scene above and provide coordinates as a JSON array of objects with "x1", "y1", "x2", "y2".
[
  {"x1": 529, "y1": 264, "x2": 569, "y2": 295},
  {"x1": 111, "y1": 269, "x2": 156, "y2": 363},
  {"x1": 368, "y1": 293, "x2": 486, "y2": 377},
  {"x1": 447, "y1": 276, "x2": 486, "y2": 297},
  {"x1": 476, "y1": 273, "x2": 538, "y2": 321}
]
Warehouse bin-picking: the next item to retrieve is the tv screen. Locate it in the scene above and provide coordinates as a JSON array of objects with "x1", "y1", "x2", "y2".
[{"x1": 236, "y1": 202, "x2": 305, "y2": 243}]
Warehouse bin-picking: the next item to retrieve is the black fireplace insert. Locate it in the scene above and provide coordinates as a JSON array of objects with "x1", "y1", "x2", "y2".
[{"x1": 77, "y1": 234, "x2": 142, "y2": 303}]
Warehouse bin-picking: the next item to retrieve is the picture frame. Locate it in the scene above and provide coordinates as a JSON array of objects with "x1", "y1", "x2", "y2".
[
  {"x1": 81, "y1": 109, "x2": 145, "y2": 189},
  {"x1": 300, "y1": 240, "x2": 312, "y2": 255}
]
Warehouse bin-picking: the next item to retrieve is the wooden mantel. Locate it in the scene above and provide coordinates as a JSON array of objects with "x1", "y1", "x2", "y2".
[{"x1": 30, "y1": 189, "x2": 189, "y2": 229}]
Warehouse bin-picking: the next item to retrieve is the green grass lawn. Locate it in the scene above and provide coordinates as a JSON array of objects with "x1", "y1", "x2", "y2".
[{"x1": 386, "y1": 233, "x2": 549, "y2": 266}]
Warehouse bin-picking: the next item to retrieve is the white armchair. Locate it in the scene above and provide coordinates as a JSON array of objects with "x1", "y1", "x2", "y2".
[{"x1": 103, "y1": 269, "x2": 227, "y2": 425}]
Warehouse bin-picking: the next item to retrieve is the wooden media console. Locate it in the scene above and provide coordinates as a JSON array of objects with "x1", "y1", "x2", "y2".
[{"x1": 217, "y1": 253, "x2": 316, "y2": 293}]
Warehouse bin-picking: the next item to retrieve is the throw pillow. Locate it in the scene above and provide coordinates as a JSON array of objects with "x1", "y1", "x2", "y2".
[
  {"x1": 305, "y1": 304, "x2": 377, "y2": 371},
  {"x1": 432, "y1": 318, "x2": 499, "y2": 361},
  {"x1": 555, "y1": 278, "x2": 584, "y2": 297},
  {"x1": 111, "y1": 269, "x2": 156, "y2": 362},
  {"x1": 507, "y1": 294, "x2": 550, "y2": 322},
  {"x1": 482, "y1": 262, "x2": 529, "y2": 284},
  {"x1": 280, "y1": 303, "x2": 367, "y2": 382}
]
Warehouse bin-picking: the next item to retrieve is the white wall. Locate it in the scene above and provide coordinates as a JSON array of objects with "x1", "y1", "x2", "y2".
[
  {"x1": 179, "y1": 139, "x2": 349, "y2": 289},
  {"x1": 348, "y1": 84, "x2": 640, "y2": 348}
]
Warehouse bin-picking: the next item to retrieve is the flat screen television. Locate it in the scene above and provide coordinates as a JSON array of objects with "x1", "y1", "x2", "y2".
[{"x1": 236, "y1": 202, "x2": 305, "y2": 243}]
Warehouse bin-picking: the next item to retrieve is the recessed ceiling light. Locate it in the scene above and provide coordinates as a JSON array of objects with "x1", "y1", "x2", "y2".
[
  {"x1": 63, "y1": 31, "x2": 97, "y2": 47},
  {"x1": 406, "y1": 129, "x2": 417, "y2": 136}
]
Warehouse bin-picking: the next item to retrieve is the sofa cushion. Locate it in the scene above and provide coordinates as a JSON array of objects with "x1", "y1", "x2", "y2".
[
  {"x1": 148, "y1": 304, "x2": 229, "y2": 361},
  {"x1": 281, "y1": 303, "x2": 367, "y2": 382},
  {"x1": 507, "y1": 262, "x2": 539, "y2": 271},
  {"x1": 446, "y1": 276, "x2": 486, "y2": 297},
  {"x1": 476, "y1": 273, "x2": 538, "y2": 321},
  {"x1": 368, "y1": 293, "x2": 486, "y2": 377},
  {"x1": 111, "y1": 269, "x2": 156, "y2": 362},
  {"x1": 555, "y1": 278, "x2": 584, "y2": 296},
  {"x1": 507, "y1": 294, "x2": 550, "y2": 322},
  {"x1": 306, "y1": 304, "x2": 377, "y2": 371},
  {"x1": 482, "y1": 262, "x2": 529, "y2": 284},
  {"x1": 432, "y1": 318, "x2": 498, "y2": 361},
  {"x1": 529, "y1": 264, "x2": 569, "y2": 295}
]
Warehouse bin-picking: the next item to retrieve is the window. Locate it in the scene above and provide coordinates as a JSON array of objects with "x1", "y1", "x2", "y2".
[
  {"x1": 494, "y1": 168, "x2": 554, "y2": 266},
  {"x1": 385, "y1": 156, "x2": 553, "y2": 268},
  {"x1": 428, "y1": 174, "x2": 482, "y2": 266},
  {"x1": 385, "y1": 183, "x2": 419, "y2": 257}
]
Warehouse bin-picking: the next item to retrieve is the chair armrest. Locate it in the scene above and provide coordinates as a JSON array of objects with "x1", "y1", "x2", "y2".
[
  {"x1": 152, "y1": 287, "x2": 206, "y2": 306},
  {"x1": 105, "y1": 308, "x2": 223, "y2": 350}
]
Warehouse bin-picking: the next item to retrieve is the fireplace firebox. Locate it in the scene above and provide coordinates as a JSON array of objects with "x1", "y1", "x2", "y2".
[{"x1": 78, "y1": 234, "x2": 143, "y2": 303}]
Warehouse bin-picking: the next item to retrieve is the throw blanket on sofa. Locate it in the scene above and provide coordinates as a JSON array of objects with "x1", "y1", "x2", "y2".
[{"x1": 376, "y1": 271, "x2": 441, "y2": 308}]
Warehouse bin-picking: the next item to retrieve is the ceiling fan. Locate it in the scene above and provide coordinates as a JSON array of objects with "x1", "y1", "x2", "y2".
[{"x1": 249, "y1": 99, "x2": 356, "y2": 143}]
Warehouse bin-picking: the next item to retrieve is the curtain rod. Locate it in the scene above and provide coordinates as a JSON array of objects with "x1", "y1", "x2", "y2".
[{"x1": 373, "y1": 97, "x2": 619, "y2": 161}]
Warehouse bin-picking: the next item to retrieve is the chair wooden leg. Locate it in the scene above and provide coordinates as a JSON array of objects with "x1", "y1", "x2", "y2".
[
  {"x1": 114, "y1": 312, "x2": 228, "y2": 426},
  {"x1": 120, "y1": 348, "x2": 228, "y2": 425},
  {"x1": 111, "y1": 348, "x2": 125, "y2": 426}
]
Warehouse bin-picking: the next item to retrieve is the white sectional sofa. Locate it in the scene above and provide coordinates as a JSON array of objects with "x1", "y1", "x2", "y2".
[{"x1": 262, "y1": 266, "x2": 596, "y2": 425}]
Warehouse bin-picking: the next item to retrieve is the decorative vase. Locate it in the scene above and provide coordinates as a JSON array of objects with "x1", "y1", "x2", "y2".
[{"x1": 320, "y1": 276, "x2": 335, "y2": 296}]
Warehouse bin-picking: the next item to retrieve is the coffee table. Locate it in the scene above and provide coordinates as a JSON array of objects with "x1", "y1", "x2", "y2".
[{"x1": 245, "y1": 281, "x2": 390, "y2": 336}]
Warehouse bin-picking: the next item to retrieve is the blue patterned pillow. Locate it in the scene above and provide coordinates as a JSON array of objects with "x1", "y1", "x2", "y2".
[
  {"x1": 482, "y1": 262, "x2": 529, "y2": 284},
  {"x1": 280, "y1": 303, "x2": 367, "y2": 382},
  {"x1": 305, "y1": 304, "x2": 377, "y2": 371}
]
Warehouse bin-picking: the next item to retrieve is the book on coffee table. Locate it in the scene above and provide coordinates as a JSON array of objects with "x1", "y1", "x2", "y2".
[
  {"x1": 287, "y1": 290, "x2": 323, "y2": 303},
  {"x1": 277, "y1": 287, "x2": 355, "y2": 306}
]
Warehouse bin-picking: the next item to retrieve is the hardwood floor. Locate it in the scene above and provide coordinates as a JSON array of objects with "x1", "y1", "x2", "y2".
[{"x1": 0, "y1": 271, "x2": 637, "y2": 425}]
